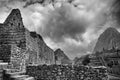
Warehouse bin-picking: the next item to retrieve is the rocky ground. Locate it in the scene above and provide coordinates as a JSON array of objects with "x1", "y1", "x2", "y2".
[{"x1": 26, "y1": 65, "x2": 108, "y2": 80}]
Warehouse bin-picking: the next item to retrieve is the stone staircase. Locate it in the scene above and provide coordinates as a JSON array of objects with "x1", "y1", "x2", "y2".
[
  {"x1": 3, "y1": 69, "x2": 34, "y2": 80},
  {"x1": 0, "y1": 60, "x2": 34, "y2": 80},
  {"x1": 0, "y1": 60, "x2": 8, "y2": 80}
]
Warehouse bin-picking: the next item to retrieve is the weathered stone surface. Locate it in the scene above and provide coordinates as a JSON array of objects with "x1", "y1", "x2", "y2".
[
  {"x1": 0, "y1": 8, "x2": 55, "y2": 71},
  {"x1": 0, "y1": 45, "x2": 11, "y2": 62},
  {"x1": 25, "y1": 30, "x2": 55, "y2": 65},
  {"x1": 0, "y1": 61, "x2": 8, "y2": 80},
  {"x1": 37, "y1": 33, "x2": 55, "y2": 65},
  {"x1": 26, "y1": 65, "x2": 108, "y2": 80},
  {"x1": 25, "y1": 30, "x2": 39, "y2": 66},
  {"x1": 3, "y1": 69, "x2": 34, "y2": 80},
  {"x1": 10, "y1": 45, "x2": 26, "y2": 71}
]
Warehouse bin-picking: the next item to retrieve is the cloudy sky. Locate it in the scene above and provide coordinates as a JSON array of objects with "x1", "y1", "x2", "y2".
[{"x1": 0, "y1": 0, "x2": 119, "y2": 60}]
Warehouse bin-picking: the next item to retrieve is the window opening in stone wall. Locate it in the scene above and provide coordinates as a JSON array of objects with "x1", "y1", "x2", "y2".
[
  {"x1": 11, "y1": 23, "x2": 13, "y2": 26},
  {"x1": 17, "y1": 40, "x2": 22, "y2": 48},
  {"x1": 13, "y1": 18, "x2": 15, "y2": 21},
  {"x1": 18, "y1": 23, "x2": 20, "y2": 26}
]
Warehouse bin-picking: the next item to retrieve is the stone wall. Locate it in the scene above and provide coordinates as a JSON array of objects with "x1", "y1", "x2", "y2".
[
  {"x1": 37, "y1": 36, "x2": 55, "y2": 65},
  {"x1": 25, "y1": 30, "x2": 39, "y2": 66},
  {"x1": 25, "y1": 29, "x2": 55, "y2": 65},
  {"x1": 3, "y1": 9, "x2": 26, "y2": 49},
  {"x1": 0, "y1": 62, "x2": 8, "y2": 80},
  {"x1": 0, "y1": 45, "x2": 11, "y2": 62},
  {"x1": 0, "y1": 8, "x2": 55, "y2": 69},
  {"x1": 10, "y1": 44, "x2": 26, "y2": 71},
  {"x1": 26, "y1": 65, "x2": 108, "y2": 80}
]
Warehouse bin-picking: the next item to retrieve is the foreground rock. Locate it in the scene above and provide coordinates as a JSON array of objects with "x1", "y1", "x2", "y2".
[{"x1": 26, "y1": 65, "x2": 108, "y2": 80}]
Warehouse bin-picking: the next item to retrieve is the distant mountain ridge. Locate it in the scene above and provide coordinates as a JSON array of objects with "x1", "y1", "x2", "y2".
[
  {"x1": 54, "y1": 49, "x2": 72, "y2": 65},
  {"x1": 94, "y1": 27, "x2": 120, "y2": 53}
]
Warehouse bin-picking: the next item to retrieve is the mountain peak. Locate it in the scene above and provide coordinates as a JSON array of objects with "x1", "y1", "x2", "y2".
[
  {"x1": 103, "y1": 27, "x2": 119, "y2": 34},
  {"x1": 106, "y1": 27, "x2": 116, "y2": 30},
  {"x1": 54, "y1": 48, "x2": 71, "y2": 65},
  {"x1": 55, "y1": 48, "x2": 63, "y2": 53},
  {"x1": 94, "y1": 27, "x2": 120, "y2": 53},
  {"x1": 54, "y1": 49, "x2": 65, "y2": 57}
]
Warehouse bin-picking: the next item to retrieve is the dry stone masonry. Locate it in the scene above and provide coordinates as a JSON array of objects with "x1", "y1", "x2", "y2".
[{"x1": 0, "y1": 9, "x2": 55, "y2": 71}]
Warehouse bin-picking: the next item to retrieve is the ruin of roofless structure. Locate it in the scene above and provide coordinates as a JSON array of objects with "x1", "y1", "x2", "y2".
[{"x1": 0, "y1": 9, "x2": 55, "y2": 71}]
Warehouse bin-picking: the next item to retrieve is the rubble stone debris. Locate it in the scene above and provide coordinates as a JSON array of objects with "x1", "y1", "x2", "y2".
[{"x1": 26, "y1": 65, "x2": 108, "y2": 80}]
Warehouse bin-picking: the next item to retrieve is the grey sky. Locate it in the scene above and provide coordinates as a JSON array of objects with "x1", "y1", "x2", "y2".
[{"x1": 0, "y1": 0, "x2": 119, "y2": 59}]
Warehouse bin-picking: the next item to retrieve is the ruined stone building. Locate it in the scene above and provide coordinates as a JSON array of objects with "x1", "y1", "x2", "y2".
[
  {"x1": 89, "y1": 48, "x2": 120, "y2": 75},
  {"x1": 0, "y1": 9, "x2": 55, "y2": 71}
]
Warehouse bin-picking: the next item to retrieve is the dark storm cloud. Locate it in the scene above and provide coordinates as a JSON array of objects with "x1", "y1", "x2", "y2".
[
  {"x1": 0, "y1": 0, "x2": 118, "y2": 59},
  {"x1": 23, "y1": 0, "x2": 49, "y2": 8},
  {"x1": 111, "y1": 0, "x2": 120, "y2": 27},
  {"x1": 0, "y1": 0, "x2": 26, "y2": 11},
  {"x1": 39, "y1": 5, "x2": 89, "y2": 42},
  {"x1": 23, "y1": 0, "x2": 74, "y2": 8}
]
